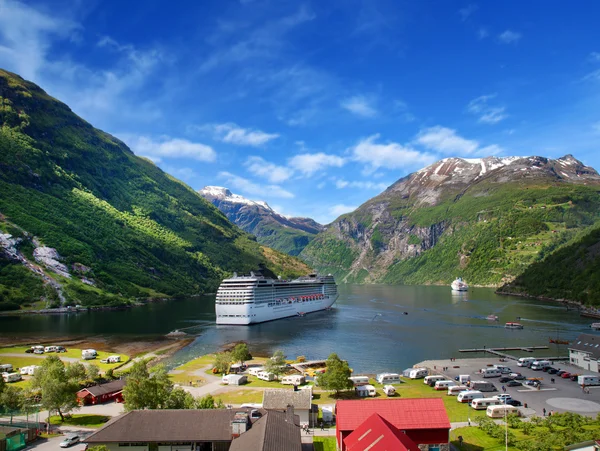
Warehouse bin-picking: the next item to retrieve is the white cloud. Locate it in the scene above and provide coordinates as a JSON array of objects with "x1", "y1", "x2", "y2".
[
  {"x1": 330, "y1": 204, "x2": 357, "y2": 217},
  {"x1": 478, "y1": 144, "x2": 504, "y2": 155},
  {"x1": 120, "y1": 135, "x2": 216, "y2": 161},
  {"x1": 245, "y1": 156, "x2": 293, "y2": 183},
  {"x1": 582, "y1": 69, "x2": 600, "y2": 82},
  {"x1": 202, "y1": 123, "x2": 279, "y2": 147},
  {"x1": 588, "y1": 52, "x2": 600, "y2": 63},
  {"x1": 498, "y1": 30, "x2": 522, "y2": 44},
  {"x1": 218, "y1": 171, "x2": 294, "y2": 198},
  {"x1": 350, "y1": 134, "x2": 435, "y2": 173},
  {"x1": 341, "y1": 95, "x2": 377, "y2": 117},
  {"x1": 335, "y1": 179, "x2": 389, "y2": 191},
  {"x1": 288, "y1": 152, "x2": 346, "y2": 176},
  {"x1": 467, "y1": 94, "x2": 508, "y2": 124},
  {"x1": 459, "y1": 4, "x2": 478, "y2": 21},
  {"x1": 415, "y1": 126, "x2": 480, "y2": 155},
  {"x1": 161, "y1": 166, "x2": 197, "y2": 182}
]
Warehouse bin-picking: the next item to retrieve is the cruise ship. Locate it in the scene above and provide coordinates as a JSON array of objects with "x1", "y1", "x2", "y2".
[{"x1": 215, "y1": 272, "x2": 338, "y2": 325}]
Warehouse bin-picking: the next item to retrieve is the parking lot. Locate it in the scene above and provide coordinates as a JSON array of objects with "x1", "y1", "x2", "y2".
[{"x1": 419, "y1": 357, "x2": 600, "y2": 417}]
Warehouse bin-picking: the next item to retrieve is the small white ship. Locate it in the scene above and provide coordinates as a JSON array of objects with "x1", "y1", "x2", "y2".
[
  {"x1": 451, "y1": 277, "x2": 468, "y2": 292},
  {"x1": 215, "y1": 272, "x2": 338, "y2": 325}
]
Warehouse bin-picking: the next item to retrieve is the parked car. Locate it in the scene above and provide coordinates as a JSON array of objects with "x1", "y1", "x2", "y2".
[
  {"x1": 25, "y1": 348, "x2": 33, "y2": 353},
  {"x1": 56, "y1": 346, "x2": 66, "y2": 353},
  {"x1": 561, "y1": 372, "x2": 571, "y2": 379},
  {"x1": 547, "y1": 368, "x2": 559, "y2": 375},
  {"x1": 542, "y1": 366, "x2": 551, "y2": 372},
  {"x1": 512, "y1": 374, "x2": 526, "y2": 380},
  {"x1": 33, "y1": 348, "x2": 44, "y2": 354},
  {"x1": 507, "y1": 381, "x2": 522, "y2": 387},
  {"x1": 507, "y1": 399, "x2": 522, "y2": 407},
  {"x1": 525, "y1": 380, "x2": 541, "y2": 387},
  {"x1": 493, "y1": 394, "x2": 512, "y2": 403},
  {"x1": 556, "y1": 370, "x2": 567, "y2": 377},
  {"x1": 499, "y1": 377, "x2": 512, "y2": 383},
  {"x1": 59, "y1": 436, "x2": 79, "y2": 448}
]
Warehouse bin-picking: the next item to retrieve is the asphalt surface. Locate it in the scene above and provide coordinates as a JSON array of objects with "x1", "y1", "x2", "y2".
[
  {"x1": 419, "y1": 356, "x2": 600, "y2": 417},
  {"x1": 24, "y1": 433, "x2": 91, "y2": 451}
]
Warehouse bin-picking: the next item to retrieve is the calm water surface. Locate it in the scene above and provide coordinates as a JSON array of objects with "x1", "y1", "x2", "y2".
[{"x1": 0, "y1": 285, "x2": 594, "y2": 373}]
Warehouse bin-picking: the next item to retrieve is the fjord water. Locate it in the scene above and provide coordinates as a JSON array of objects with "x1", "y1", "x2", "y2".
[{"x1": 0, "y1": 285, "x2": 593, "y2": 373}]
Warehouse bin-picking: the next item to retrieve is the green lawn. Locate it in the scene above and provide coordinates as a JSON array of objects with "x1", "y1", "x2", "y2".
[
  {"x1": 0, "y1": 347, "x2": 129, "y2": 372},
  {"x1": 451, "y1": 427, "x2": 520, "y2": 451},
  {"x1": 313, "y1": 437, "x2": 337, "y2": 451},
  {"x1": 48, "y1": 414, "x2": 110, "y2": 428},
  {"x1": 211, "y1": 390, "x2": 264, "y2": 405}
]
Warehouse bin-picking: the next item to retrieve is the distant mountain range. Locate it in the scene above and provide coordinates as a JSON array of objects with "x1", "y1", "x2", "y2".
[
  {"x1": 199, "y1": 186, "x2": 323, "y2": 256},
  {"x1": 0, "y1": 69, "x2": 309, "y2": 311},
  {"x1": 300, "y1": 155, "x2": 600, "y2": 292}
]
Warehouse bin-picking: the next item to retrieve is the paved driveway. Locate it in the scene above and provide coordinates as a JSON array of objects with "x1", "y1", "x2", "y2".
[{"x1": 25, "y1": 434, "x2": 91, "y2": 451}]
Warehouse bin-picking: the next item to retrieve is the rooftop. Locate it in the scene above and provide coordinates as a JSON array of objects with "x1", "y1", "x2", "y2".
[
  {"x1": 344, "y1": 413, "x2": 419, "y2": 451},
  {"x1": 569, "y1": 333, "x2": 600, "y2": 361},
  {"x1": 77, "y1": 379, "x2": 126, "y2": 398},
  {"x1": 262, "y1": 388, "x2": 312, "y2": 410}
]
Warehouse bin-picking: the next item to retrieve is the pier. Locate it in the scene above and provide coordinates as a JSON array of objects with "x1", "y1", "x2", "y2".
[{"x1": 459, "y1": 346, "x2": 553, "y2": 361}]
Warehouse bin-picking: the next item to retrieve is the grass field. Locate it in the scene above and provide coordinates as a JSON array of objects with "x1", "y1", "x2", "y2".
[
  {"x1": 48, "y1": 414, "x2": 110, "y2": 428},
  {"x1": 313, "y1": 437, "x2": 337, "y2": 451},
  {"x1": 211, "y1": 389, "x2": 264, "y2": 405}
]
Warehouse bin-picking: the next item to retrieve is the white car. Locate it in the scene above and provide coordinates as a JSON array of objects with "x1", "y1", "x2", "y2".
[
  {"x1": 59, "y1": 435, "x2": 80, "y2": 448},
  {"x1": 493, "y1": 394, "x2": 512, "y2": 403}
]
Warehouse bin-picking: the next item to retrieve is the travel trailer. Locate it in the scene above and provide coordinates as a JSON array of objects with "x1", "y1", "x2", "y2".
[
  {"x1": 517, "y1": 357, "x2": 536, "y2": 367},
  {"x1": 487, "y1": 405, "x2": 520, "y2": 418},
  {"x1": 457, "y1": 390, "x2": 484, "y2": 403},
  {"x1": 257, "y1": 371, "x2": 276, "y2": 381},
  {"x1": 247, "y1": 366, "x2": 264, "y2": 376},
  {"x1": 2, "y1": 372, "x2": 22, "y2": 383},
  {"x1": 434, "y1": 380, "x2": 456, "y2": 391},
  {"x1": 448, "y1": 385, "x2": 469, "y2": 396},
  {"x1": 578, "y1": 375, "x2": 600, "y2": 386},
  {"x1": 281, "y1": 375, "x2": 305, "y2": 385},
  {"x1": 408, "y1": 368, "x2": 428, "y2": 379},
  {"x1": 82, "y1": 349, "x2": 98, "y2": 360},
  {"x1": 383, "y1": 385, "x2": 396, "y2": 396},
  {"x1": 424, "y1": 375, "x2": 445, "y2": 386},
  {"x1": 0, "y1": 364, "x2": 13, "y2": 373},
  {"x1": 376, "y1": 373, "x2": 401, "y2": 384},
  {"x1": 481, "y1": 368, "x2": 501, "y2": 378},
  {"x1": 349, "y1": 376, "x2": 370, "y2": 386},
  {"x1": 356, "y1": 384, "x2": 376, "y2": 397},
  {"x1": 471, "y1": 397, "x2": 503, "y2": 410},
  {"x1": 530, "y1": 360, "x2": 552, "y2": 371}
]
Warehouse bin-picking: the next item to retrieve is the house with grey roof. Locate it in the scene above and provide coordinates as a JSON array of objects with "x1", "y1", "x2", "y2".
[
  {"x1": 262, "y1": 388, "x2": 317, "y2": 427},
  {"x1": 85, "y1": 407, "x2": 301, "y2": 451},
  {"x1": 569, "y1": 333, "x2": 600, "y2": 372}
]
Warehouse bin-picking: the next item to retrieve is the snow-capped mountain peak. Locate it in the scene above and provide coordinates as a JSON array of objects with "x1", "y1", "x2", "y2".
[{"x1": 199, "y1": 186, "x2": 274, "y2": 212}]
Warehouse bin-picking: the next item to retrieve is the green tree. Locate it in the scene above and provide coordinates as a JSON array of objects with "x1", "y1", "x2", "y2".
[
  {"x1": 213, "y1": 353, "x2": 232, "y2": 374},
  {"x1": 31, "y1": 356, "x2": 79, "y2": 421},
  {"x1": 0, "y1": 375, "x2": 5, "y2": 395},
  {"x1": 197, "y1": 394, "x2": 216, "y2": 409},
  {"x1": 165, "y1": 388, "x2": 195, "y2": 409},
  {"x1": 86, "y1": 364, "x2": 100, "y2": 381},
  {"x1": 317, "y1": 353, "x2": 353, "y2": 396},
  {"x1": 264, "y1": 350, "x2": 287, "y2": 379},
  {"x1": 105, "y1": 368, "x2": 115, "y2": 380},
  {"x1": 0, "y1": 386, "x2": 24, "y2": 422},
  {"x1": 231, "y1": 343, "x2": 251, "y2": 366},
  {"x1": 65, "y1": 362, "x2": 87, "y2": 382},
  {"x1": 123, "y1": 361, "x2": 179, "y2": 411}
]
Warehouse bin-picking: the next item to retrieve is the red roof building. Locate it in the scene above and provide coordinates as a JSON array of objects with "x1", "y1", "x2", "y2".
[
  {"x1": 76, "y1": 379, "x2": 126, "y2": 405},
  {"x1": 336, "y1": 399, "x2": 450, "y2": 451}
]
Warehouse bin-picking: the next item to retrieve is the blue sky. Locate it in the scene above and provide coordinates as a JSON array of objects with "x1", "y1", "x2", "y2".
[{"x1": 1, "y1": 0, "x2": 600, "y2": 223}]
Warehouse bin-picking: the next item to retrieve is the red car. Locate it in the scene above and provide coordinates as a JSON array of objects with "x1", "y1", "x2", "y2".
[{"x1": 561, "y1": 372, "x2": 571, "y2": 379}]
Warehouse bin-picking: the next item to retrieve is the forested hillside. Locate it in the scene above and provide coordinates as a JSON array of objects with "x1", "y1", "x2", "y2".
[{"x1": 0, "y1": 69, "x2": 310, "y2": 311}]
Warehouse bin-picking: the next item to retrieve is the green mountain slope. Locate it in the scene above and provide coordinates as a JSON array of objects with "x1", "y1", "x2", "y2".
[
  {"x1": 301, "y1": 156, "x2": 600, "y2": 289},
  {"x1": 497, "y1": 223, "x2": 600, "y2": 304},
  {"x1": 198, "y1": 186, "x2": 323, "y2": 256},
  {"x1": 0, "y1": 69, "x2": 310, "y2": 310}
]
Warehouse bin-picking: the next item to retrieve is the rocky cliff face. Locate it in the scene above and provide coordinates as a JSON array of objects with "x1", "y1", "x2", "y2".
[
  {"x1": 301, "y1": 155, "x2": 600, "y2": 285},
  {"x1": 199, "y1": 186, "x2": 324, "y2": 256}
]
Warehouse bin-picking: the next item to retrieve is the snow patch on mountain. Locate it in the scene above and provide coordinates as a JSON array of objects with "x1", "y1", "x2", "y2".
[{"x1": 199, "y1": 186, "x2": 274, "y2": 212}]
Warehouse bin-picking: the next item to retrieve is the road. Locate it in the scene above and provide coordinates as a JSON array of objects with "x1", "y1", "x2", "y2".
[{"x1": 24, "y1": 434, "x2": 91, "y2": 451}]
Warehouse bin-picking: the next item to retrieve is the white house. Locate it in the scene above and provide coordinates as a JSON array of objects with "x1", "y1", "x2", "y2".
[{"x1": 569, "y1": 333, "x2": 600, "y2": 373}]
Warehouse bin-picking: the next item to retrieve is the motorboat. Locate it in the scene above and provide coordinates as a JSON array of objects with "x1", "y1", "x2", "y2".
[
  {"x1": 486, "y1": 314, "x2": 499, "y2": 321},
  {"x1": 505, "y1": 322, "x2": 524, "y2": 329},
  {"x1": 451, "y1": 277, "x2": 468, "y2": 292}
]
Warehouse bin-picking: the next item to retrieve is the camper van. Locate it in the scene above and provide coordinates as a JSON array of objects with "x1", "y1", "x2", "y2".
[
  {"x1": 409, "y1": 368, "x2": 428, "y2": 379},
  {"x1": 471, "y1": 397, "x2": 503, "y2": 410},
  {"x1": 517, "y1": 357, "x2": 536, "y2": 367},
  {"x1": 356, "y1": 384, "x2": 376, "y2": 397},
  {"x1": 457, "y1": 390, "x2": 484, "y2": 403},
  {"x1": 257, "y1": 371, "x2": 276, "y2": 381},
  {"x1": 578, "y1": 375, "x2": 600, "y2": 386},
  {"x1": 531, "y1": 360, "x2": 551, "y2": 371},
  {"x1": 81, "y1": 349, "x2": 98, "y2": 360},
  {"x1": 481, "y1": 368, "x2": 501, "y2": 378},
  {"x1": 0, "y1": 364, "x2": 13, "y2": 373},
  {"x1": 487, "y1": 405, "x2": 520, "y2": 418},
  {"x1": 349, "y1": 376, "x2": 370, "y2": 386},
  {"x1": 424, "y1": 375, "x2": 445, "y2": 386},
  {"x1": 101, "y1": 355, "x2": 121, "y2": 364},
  {"x1": 2, "y1": 372, "x2": 22, "y2": 383},
  {"x1": 448, "y1": 385, "x2": 469, "y2": 396},
  {"x1": 383, "y1": 385, "x2": 396, "y2": 396},
  {"x1": 470, "y1": 381, "x2": 497, "y2": 392},
  {"x1": 376, "y1": 373, "x2": 401, "y2": 384},
  {"x1": 434, "y1": 380, "x2": 456, "y2": 391},
  {"x1": 282, "y1": 375, "x2": 305, "y2": 385}
]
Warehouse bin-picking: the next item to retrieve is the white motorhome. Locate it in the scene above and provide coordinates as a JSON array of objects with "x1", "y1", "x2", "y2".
[
  {"x1": 481, "y1": 368, "x2": 501, "y2": 378},
  {"x1": 424, "y1": 375, "x2": 445, "y2": 386},
  {"x1": 471, "y1": 397, "x2": 503, "y2": 410},
  {"x1": 383, "y1": 385, "x2": 396, "y2": 396},
  {"x1": 457, "y1": 390, "x2": 484, "y2": 403},
  {"x1": 2, "y1": 372, "x2": 22, "y2": 383},
  {"x1": 578, "y1": 375, "x2": 600, "y2": 386},
  {"x1": 356, "y1": 384, "x2": 376, "y2": 397},
  {"x1": 470, "y1": 381, "x2": 497, "y2": 392},
  {"x1": 448, "y1": 385, "x2": 468, "y2": 396},
  {"x1": 0, "y1": 364, "x2": 13, "y2": 373},
  {"x1": 434, "y1": 380, "x2": 456, "y2": 391},
  {"x1": 408, "y1": 368, "x2": 428, "y2": 379},
  {"x1": 349, "y1": 376, "x2": 370, "y2": 386},
  {"x1": 81, "y1": 349, "x2": 98, "y2": 360},
  {"x1": 517, "y1": 357, "x2": 536, "y2": 367},
  {"x1": 257, "y1": 371, "x2": 276, "y2": 381},
  {"x1": 487, "y1": 405, "x2": 520, "y2": 418},
  {"x1": 281, "y1": 375, "x2": 305, "y2": 385},
  {"x1": 531, "y1": 360, "x2": 551, "y2": 371},
  {"x1": 376, "y1": 373, "x2": 401, "y2": 384}
]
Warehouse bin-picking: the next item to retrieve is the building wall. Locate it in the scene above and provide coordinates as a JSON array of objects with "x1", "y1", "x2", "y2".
[{"x1": 569, "y1": 350, "x2": 599, "y2": 373}]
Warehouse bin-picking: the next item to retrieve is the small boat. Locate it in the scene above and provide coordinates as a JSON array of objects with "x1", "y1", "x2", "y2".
[
  {"x1": 591, "y1": 323, "x2": 600, "y2": 330},
  {"x1": 549, "y1": 338, "x2": 569, "y2": 345},
  {"x1": 451, "y1": 277, "x2": 468, "y2": 292},
  {"x1": 486, "y1": 315, "x2": 499, "y2": 321},
  {"x1": 505, "y1": 322, "x2": 524, "y2": 329}
]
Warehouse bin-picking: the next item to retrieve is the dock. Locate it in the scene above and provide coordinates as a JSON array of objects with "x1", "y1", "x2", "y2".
[
  {"x1": 459, "y1": 346, "x2": 551, "y2": 361},
  {"x1": 290, "y1": 359, "x2": 328, "y2": 373}
]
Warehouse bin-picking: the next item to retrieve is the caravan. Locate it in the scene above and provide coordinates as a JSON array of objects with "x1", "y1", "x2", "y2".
[
  {"x1": 257, "y1": 371, "x2": 276, "y2": 381},
  {"x1": 247, "y1": 366, "x2": 264, "y2": 376},
  {"x1": 578, "y1": 375, "x2": 600, "y2": 386},
  {"x1": 376, "y1": 373, "x2": 401, "y2": 384},
  {"x1": 0, "y1": 364, "x2": 13, "y2": 373},
  {"x1": 457, "y1": 390, "x2": 484, "y2": 403},
  {"x1": 531, "y1": 360, "x2": 551, "y2": 371},
  {"x1": 447, "y1": 385, "x2": 468, "y2": 396},
  {"x1": 281, "y1": 375, "x2": 305, "y2": 385},
  {"x1": 2, "y1": 372, "x2": 22, "y2": 383},
  {"x1": 517, "y1": 357, "x2": 536, "y2": 367},
  {"x1": 349, "y1": 376, "x2": 370, "y2": 386},
  {"x1": 487, "y1": 405, "x2": 520, "y2": 418},
  {"x1": 481, "y1": 368, "x2": 501, "y2": 378},
  {"x1": 356, "y1": 384, "x2": 376, "y2": 397},
  {"x1": 408, "y1": 368, "x2": 428, "y2": 379},
  {"x1": 434, "y1": 380, "x2": 456, "y2": 391},
  {"x1": 383, "y1": 385, "x2": 396, "y2": 396},
  {"x1": 424, "y1": 375, "x2": 445, "y2": 386},
  {"x1": 82, "y1": 349, "x2": 98, "y2": 360},
  {"x1": 471, "y1": 397, "x2": 503, "y2": 410}
]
